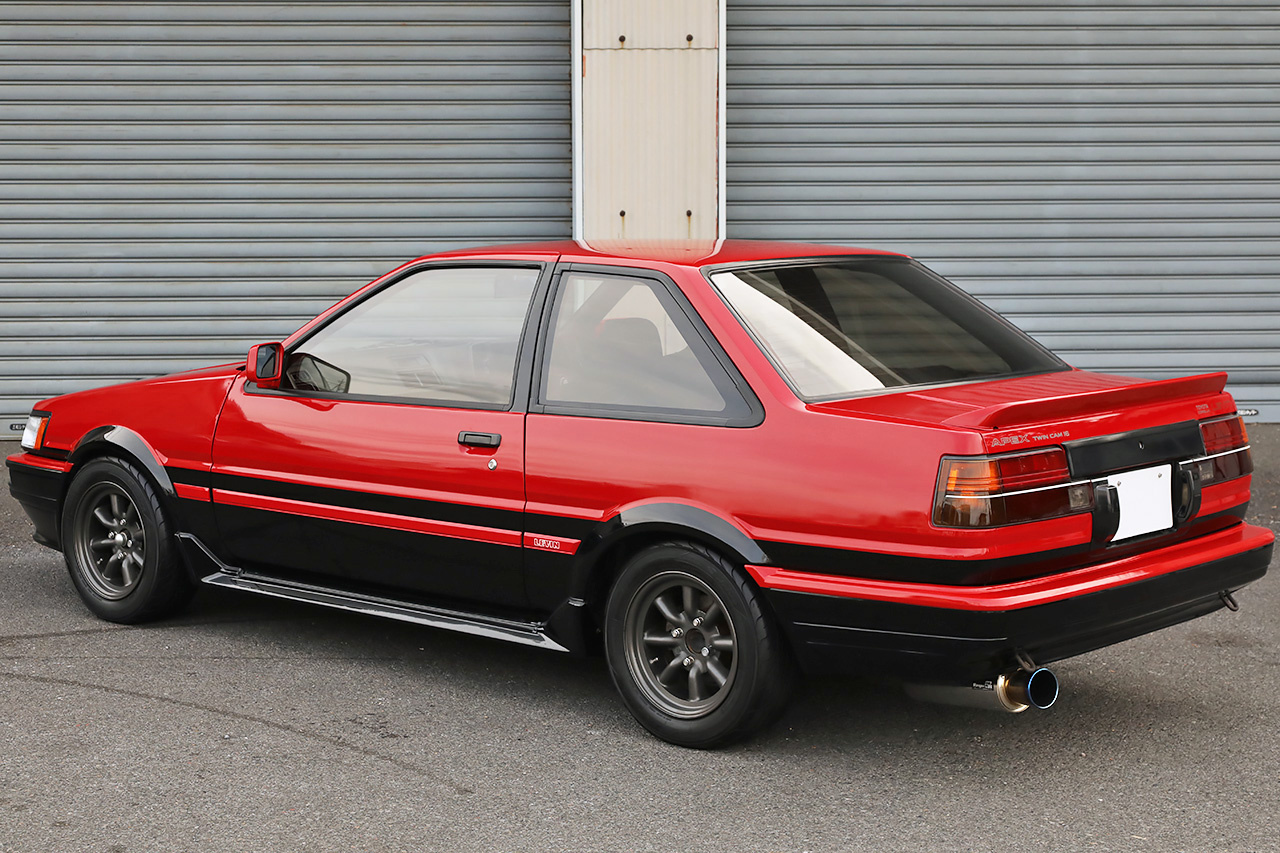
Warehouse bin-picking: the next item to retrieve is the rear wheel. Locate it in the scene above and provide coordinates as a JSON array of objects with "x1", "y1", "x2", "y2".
[
  {"x1": 604, "y1": 541, "x2": 794, "y2": 748},
  {"x1": 62, "y1": 456, "x2": 194, "y2": 623}
]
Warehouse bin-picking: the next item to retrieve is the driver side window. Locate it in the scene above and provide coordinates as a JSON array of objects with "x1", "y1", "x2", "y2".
[{"x1": 282, "y1": 265, "x2": 539, "y2": 407}]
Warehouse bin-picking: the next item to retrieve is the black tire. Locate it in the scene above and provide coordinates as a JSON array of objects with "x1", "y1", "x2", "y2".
[
  {"x1": 603, "y1": 541, "x2": 795, "y2": 748},
  {"x1": 61, "y1": 456, "x2": 195, "y2": 624}
]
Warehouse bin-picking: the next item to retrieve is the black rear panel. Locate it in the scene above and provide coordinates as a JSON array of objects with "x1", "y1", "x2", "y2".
[{"x1": 1065, "y1": 420, "x2": 1203, "y2": 479}]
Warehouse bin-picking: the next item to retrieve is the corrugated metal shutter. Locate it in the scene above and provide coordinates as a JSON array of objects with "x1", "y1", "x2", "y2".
[
  {"x1": 0, "y1": 1, "x2": 570, "y2": 435},
  {"x1": 726, "y1": 1, "x2": 1280, "y2": 420}
]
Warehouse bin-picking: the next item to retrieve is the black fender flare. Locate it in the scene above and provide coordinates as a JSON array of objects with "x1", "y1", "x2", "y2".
[
  {"x1": 68, "y1": 425, "x2": 178, "y2": 501},
  {"x1": 567, "y1": 502, "x2": 770, "y2": 602},
  {"x1": 65, "y1": 425, "x2": 202, "y2": 580}
]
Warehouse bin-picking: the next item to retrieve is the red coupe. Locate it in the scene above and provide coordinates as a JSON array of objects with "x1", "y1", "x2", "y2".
[{"x1": 8, "y1": 240, "x2": 1272, "y2": 747}]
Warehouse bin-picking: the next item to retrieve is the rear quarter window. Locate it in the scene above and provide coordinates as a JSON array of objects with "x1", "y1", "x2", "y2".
[{"x1": 709, "y1": 257, "x2": 1065, "y2": 400}]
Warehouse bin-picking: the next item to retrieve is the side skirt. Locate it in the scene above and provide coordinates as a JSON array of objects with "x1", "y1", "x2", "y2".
[{"x1": 179, "y1": 534, "x2": 570, "y2": 653}]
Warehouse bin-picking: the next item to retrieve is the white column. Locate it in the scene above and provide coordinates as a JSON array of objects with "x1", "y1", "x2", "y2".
[{"x1": 573, "y1": 0, "x2": 725, "y2": 243}]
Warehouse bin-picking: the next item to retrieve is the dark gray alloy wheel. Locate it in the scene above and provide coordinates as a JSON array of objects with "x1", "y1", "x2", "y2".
[
  {"x1": 62, "y1": 456, "x2": 194, "y2": 623},
  {"x1": 71, "y1": 482, "x2": 146, "y2": 600},
  {"x1": 623, "y1": 570, "x2": 738, "y2": 718},
  {"x1": 604, "y1": 541, "x2": 795, "y2": 748}
]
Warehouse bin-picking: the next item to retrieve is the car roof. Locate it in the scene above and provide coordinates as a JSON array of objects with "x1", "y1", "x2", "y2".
[{"x1": 420, "y1": 239, "x2": 908, "y2": 268}]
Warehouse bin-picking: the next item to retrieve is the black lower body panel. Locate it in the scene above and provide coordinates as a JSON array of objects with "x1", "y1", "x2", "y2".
[
  {"x1": 6, "y1": 458, "x2": 66, "y2": 549},
  {"x1": 770, "y1": 540, "x2": 1272, "y2": 682},
  {"x1": 178, "y1": 532, "x2": 591, "y2": 655}
]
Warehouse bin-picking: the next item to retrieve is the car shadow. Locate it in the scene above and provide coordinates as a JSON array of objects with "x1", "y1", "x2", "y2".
[{"x1": 165, "y1": 583, "x2": 1225, "y2": 766}]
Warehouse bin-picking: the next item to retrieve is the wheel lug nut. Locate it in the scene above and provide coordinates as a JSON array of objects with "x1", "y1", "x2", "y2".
[
  {"x1": 701, "y1": 647, "x2": 710, "y2": 656},
  {"x1": 671, "y1": 628, "x2": 684, "y2": 638},
  {"x1": 683, "y1": 656, "x2": 694, "y2": 668},
  {"x1": 692, "y1": 617, "x2": 703, "y2": 627}
]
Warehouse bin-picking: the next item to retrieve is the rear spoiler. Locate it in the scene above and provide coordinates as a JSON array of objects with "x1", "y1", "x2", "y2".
[{"x1": 943, "y1": 372, "x2": 1229, "y2": 430}]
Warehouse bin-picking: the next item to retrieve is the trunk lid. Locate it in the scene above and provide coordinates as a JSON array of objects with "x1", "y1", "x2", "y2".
[{"x1": 808, "y1": 369, "x2": 1231, "y2": 435}]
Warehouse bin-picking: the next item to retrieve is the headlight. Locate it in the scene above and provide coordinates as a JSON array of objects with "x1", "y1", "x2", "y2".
[{"x1": 20, "y1": 413, "x2": 49, "y2": 451}]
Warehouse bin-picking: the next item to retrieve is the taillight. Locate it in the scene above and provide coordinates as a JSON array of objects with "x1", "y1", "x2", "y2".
[
  {"x1": 1193, "y1": 415, "x2": 1253, "y2": 484},
  {"x1": 934, "y1": 447, "x2": 1093, "y2": 528}
]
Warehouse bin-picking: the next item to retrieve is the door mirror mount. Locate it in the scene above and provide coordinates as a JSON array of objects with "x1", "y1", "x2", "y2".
[{"x1": 247, "y1": 342, "x2": 284, "y2": 390}]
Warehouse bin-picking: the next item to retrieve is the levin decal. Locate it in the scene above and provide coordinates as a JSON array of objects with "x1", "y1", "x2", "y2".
[{"x1": 523, "y1": 532, "x2": 581, "y2": 555}]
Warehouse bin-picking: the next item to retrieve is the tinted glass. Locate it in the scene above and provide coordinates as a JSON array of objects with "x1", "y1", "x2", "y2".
[
  {"x1": 543, "y1": 273, "x2": 741, "y2": 416},
  {"x1": 710, "y1": 258, "x2": 1064, "y2": 400},
  {"x1": 282, "y1": 266, "x2": 539, "y2": 405}
]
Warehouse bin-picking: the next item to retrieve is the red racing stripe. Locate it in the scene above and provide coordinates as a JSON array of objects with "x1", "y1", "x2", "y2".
[
  {"x1": 8, "y1": 453, "x2": 72, "y2": 474},
  {"x1": 174, "y1": 483, "x2": 211, "y2": 501},
  {"x1": 212, "y1": 488, "x2": 523, "y2": 548},
  {"x1": 747, "y1": 523, "x2": 1274, "y2": 612}
]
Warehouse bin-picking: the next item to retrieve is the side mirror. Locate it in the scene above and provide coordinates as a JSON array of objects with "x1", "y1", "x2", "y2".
[{"x1": 247, "y1": 342, "x2": 283, "y2": 390}]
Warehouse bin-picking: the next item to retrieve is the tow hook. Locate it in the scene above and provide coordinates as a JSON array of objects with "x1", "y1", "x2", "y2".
[
  {"x1": 1221, "y1": 591, "x2": 1240, "y2": 612},
  {"x1": 1091, "y1": 483, "x2": 1120, "y2": 546}
]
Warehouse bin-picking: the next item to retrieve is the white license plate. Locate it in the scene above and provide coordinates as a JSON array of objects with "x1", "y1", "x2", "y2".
[{"x1": 1108, "y1": 464, "x2": 1173, "y2": 542}]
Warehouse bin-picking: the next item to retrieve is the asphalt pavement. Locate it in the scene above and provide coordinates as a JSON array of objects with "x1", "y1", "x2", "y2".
[{"x1": 2, "y1": 430, "x2": 1278, "y2": 853}]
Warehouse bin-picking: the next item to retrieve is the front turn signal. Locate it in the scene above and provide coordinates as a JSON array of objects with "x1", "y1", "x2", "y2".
[{"x1": 20, "y1": 412, "x2": 49, "y2": 451}]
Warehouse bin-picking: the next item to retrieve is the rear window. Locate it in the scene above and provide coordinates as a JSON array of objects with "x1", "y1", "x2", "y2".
[{"x1": 709, "y1": 257, "x2": 1065, "y2": 400}]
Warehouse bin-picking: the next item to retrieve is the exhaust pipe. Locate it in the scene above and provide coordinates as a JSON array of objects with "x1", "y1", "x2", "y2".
[{"x1": 905, "y1": 668, "x2": 1059, "y2": 713}]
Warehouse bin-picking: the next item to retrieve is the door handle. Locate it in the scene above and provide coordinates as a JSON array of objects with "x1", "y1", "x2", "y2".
[{"x1": 458, "y1": 431, "x2": 501, "y2": 448}]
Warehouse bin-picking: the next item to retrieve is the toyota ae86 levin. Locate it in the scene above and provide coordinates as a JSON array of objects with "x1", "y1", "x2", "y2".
[{"x1": 7, "y1": 240, "x2": 1273, "y2": 747}]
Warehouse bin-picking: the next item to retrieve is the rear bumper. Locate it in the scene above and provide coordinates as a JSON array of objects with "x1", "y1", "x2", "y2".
[
  {"x1": 754, "y1": 523, "x2": 1273, "y2": 681},
  {"x1": 6, "y1": 453, "x2": 71, "y2": 549}
]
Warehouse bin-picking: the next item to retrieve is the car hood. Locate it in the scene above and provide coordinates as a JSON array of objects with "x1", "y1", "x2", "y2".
[
  {"x1": 807, "y1": 369, "x2": 1230, "y2": 430},
  {"x1": 35, "y1": 362, "x2": 244, "y2": 411}
]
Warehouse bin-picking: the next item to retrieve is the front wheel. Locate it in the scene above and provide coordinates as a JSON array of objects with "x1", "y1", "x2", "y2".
[
  {"x1": 62, "y1": 456, "x2": 194, "y2": 623},
  {"x1": 603, "y1": 541, "x2": 795, "y2": 748}
]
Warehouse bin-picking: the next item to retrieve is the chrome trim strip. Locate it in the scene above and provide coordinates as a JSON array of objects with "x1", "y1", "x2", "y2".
[
  {"x1": 202, "y1": 570, "x2": 569, "y2": 653},
  {"x1": 947, "y1": 446, "x2": 1252, "y2": 499},
  {"x1": 181, "y1": 533, "x2": 568, "y2": 653},
  {"x1": 946, "y1": 479, "x2": 1092, "y2": 500},
  {"x1": 1185, "y1": 445, "x2": 1250, "y2": 465}
]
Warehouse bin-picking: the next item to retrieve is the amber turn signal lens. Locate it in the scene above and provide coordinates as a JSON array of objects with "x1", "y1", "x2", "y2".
[
  {"x1": 20, "y1": 413, "x2": 48, "y2": 451},
  {"x1": 934, "y1": 448, "x2": 1091, "y2": 529},
  {"x1": 945, "y1": 459, "x2": 1000, "y2": 496}
]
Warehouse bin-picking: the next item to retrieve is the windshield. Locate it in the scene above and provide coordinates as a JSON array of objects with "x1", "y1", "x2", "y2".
[{"x1": 709, "y1": 257, "x2": 1065, "y2": 400}]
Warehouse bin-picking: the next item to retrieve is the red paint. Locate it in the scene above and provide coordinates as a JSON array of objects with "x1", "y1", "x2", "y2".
[
  {"x1": 943, "y1": 372, "x2": 1228, "y2": 430},
  {"x1": 210, "y1": 377, "x2": 526, "y2": 514},
  {"x1": 208, "y1": 375, "x2": 530, "y2": 605},
  {"x1": 16, "y1": 239, "x2": 1268, "y2": 625},
  {"x1": 39, "y1": 364, "x2": 239, "y2": 470},
  {"x1": 174, "y1": 483, "x2": 211, "y2": 502},
  {"x1": 1199, "y1": 476, "x2": 1252, "y2": 517},
  {"x1": 6, "y1": 452, "x2": 71, "y2": 474},
  {"x1": 213, "y1": 488, "x2": 522, "y2": 548},
  {"x1": 746, "y1": 522, "x2": 1273, "y2": 611}
]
